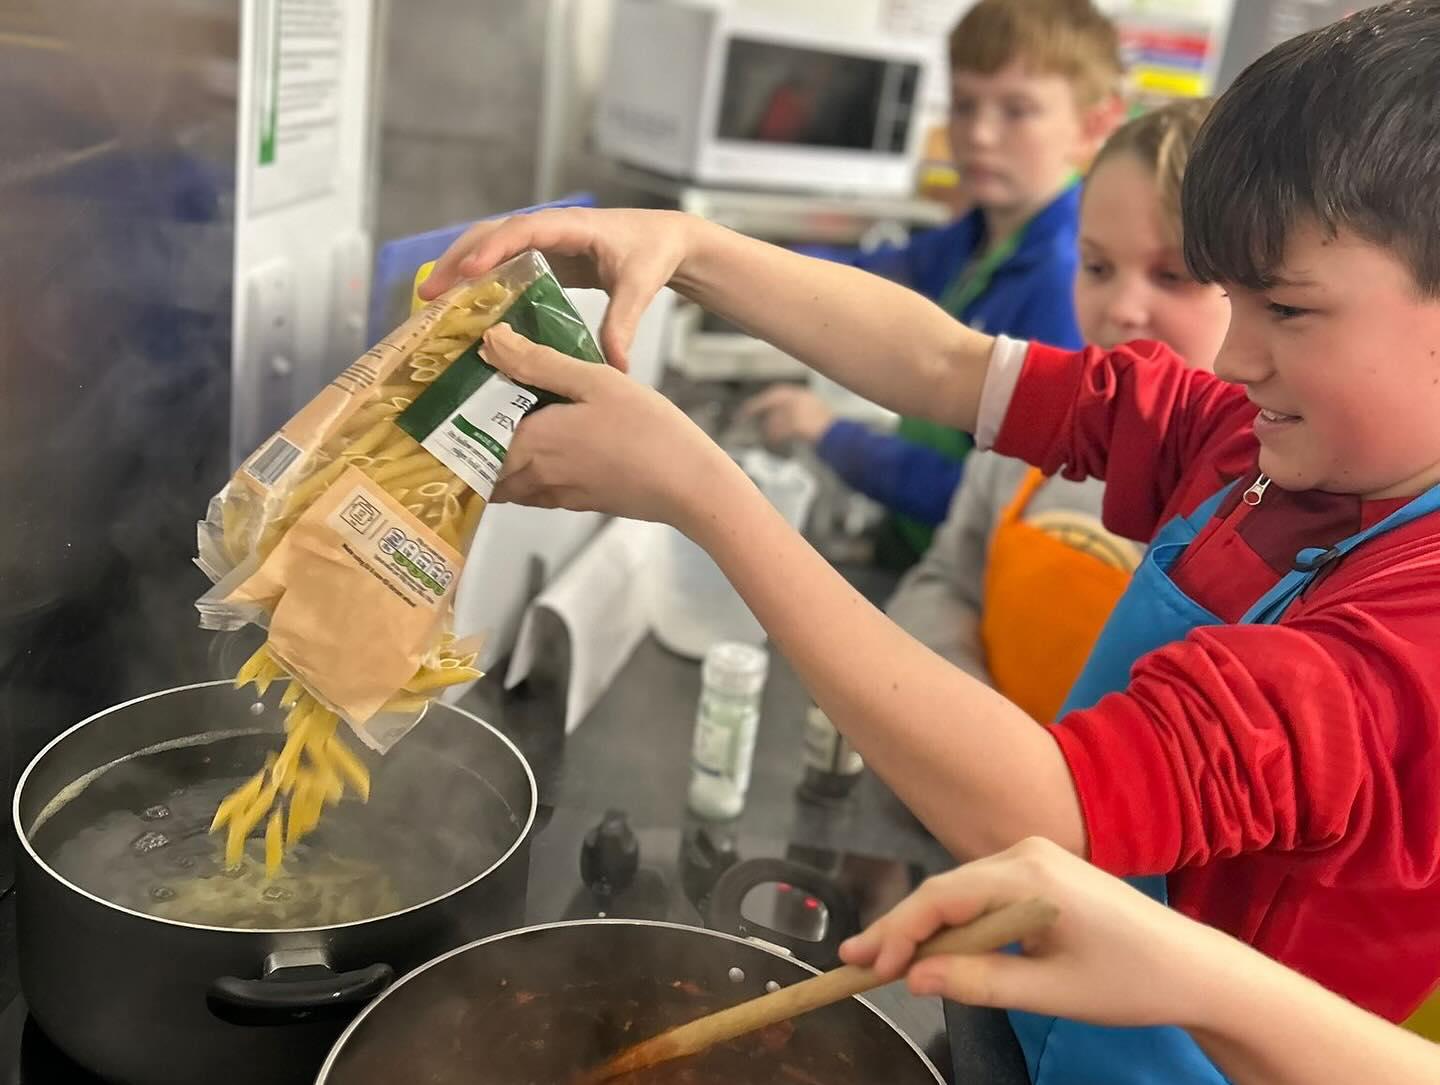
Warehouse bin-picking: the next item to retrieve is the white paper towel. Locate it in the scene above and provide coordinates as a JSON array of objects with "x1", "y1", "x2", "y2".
[
  {"x1": 650, "y1": 450, "x2": 817, "y2": 660},
  {"x1": 504, "y1": 517, "x2": 662, "y2": 732}
]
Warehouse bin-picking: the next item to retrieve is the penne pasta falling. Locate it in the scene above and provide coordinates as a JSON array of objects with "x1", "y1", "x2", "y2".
[
  {"x1": 207, "y1": 278, "x2": 505, "y2": 873},
  {"x1": 197, "y1": 251, "x2": 604, "y2": 876},
  {"x1": 213, "y1": 641, "x2": 482, "y2": 875}
]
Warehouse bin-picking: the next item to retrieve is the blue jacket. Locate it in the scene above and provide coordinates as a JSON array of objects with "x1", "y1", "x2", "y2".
[{"x1": 809, "y1": 185, "x2": 1085, "y2": 529}]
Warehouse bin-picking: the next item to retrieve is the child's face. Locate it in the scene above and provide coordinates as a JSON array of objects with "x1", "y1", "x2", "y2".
[
  {"x1": 1214, "y1": 222, "x2": 1440, "y2": 499},
  {"x1": 1073, "y1": 154, "x2": 1229, "y2": 370},
  {"x1": 948, "y1": 61, "x2": 1104, "y2": 218}
]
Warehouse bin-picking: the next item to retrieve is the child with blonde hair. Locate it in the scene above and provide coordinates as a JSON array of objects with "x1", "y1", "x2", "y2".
[{"x1": 888, "y1": 100, "x2": 1230, "y2": 723}]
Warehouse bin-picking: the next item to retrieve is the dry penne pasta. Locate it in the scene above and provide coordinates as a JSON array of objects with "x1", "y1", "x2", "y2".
[
  {"x1": 279, "y1": 679, "x2": 303, "y2": 708},
  {"x1": 375, "y1": 430, "x2": 420, "y2": 460},
  {"x1": 326, "y1": 736, "x2": 371, "y2": 802},
  {"x1": 368, "y1": 450, "x2": 434, "y2": 484},
  {"x1": 197, "y1": 251, "x2": 604, "y2": 867},
  {"x1": 459, "y1": 491, "x2": 485, "y2": 545},
  {"x1": 213, "y1": 634, "x2": 484, "y2": 872},
  {"x1": 380, "y1": 460, "x2": 454, "y2": 492},
  {"x1": 210, "y1": 773, "x2": 260, "y2": 834},
  {"x1": 225, "y1": 816, "x2": 247, "y2": 869},
  {"x1": 403, "y1": 666, "x2": 483, "y2": 694},
  {"x1": 418, "y1": 336, "x2": 469, "y2": 355},
  {"x1": 374, "y1": 381, "x2": 420, "y2": 398},
  {"x1": 264, "y1": 810, "x2": 283, "y2": 878},
  {"x1": 435, "y1": 518, "x2": 462, "y2": 549},
  {"x1": 343, "y1": 403, "x2": 402, "y2": 435}
]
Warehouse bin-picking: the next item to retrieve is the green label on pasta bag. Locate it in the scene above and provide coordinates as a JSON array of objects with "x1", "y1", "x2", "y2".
[
  {"x1": 395, "y1": 269, "x2": 604, "y2": 500},
  {"x1": 417, "y1": 377, "x2": 538, "y2": 500},
  {"x1": 450, "y1": 413, "x2": 508, "y2": 460},
  {"x1": 396, "y1": 273, "x2": 604, "y2": 444},
  {"x1": 393, "y1": 344, "x2": 494, "y2": 444}
]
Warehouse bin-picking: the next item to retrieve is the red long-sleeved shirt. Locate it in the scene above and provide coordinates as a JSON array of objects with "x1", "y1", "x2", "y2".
[{"x1": 996, "y1": 340, "x2": 1440, "y2": 1021}]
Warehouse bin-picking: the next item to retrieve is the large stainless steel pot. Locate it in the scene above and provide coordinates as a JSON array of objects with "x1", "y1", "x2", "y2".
[
  {"x1": 12, "y1": 681, "x2": 537, "y2": 1085},
  {"x1": 316, "y1": 919, "x2": 946, "y2": 1084}
]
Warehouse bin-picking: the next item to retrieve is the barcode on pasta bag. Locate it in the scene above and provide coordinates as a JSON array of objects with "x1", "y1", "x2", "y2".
[{"x1": 245, "y1": 434, "x2": 302, "y2": 486}]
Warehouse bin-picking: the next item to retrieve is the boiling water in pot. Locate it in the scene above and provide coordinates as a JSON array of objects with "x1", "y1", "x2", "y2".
[
  {"x1": 42, "y1": 774, "x2": 402, "y2": 928},
  {"x1": 28, "y1": 726, "x2": 522, "y2": 929}
]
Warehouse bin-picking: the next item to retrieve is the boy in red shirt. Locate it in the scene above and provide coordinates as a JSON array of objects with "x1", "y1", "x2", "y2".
[{"x1": 421, "y1": 3, "x2": 1440, "y2": 1080}]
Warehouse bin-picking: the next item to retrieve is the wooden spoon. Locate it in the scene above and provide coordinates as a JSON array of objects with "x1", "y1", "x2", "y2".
[{"x1": 580, "y1": 896, "x2": 1058, "y2": 1083}]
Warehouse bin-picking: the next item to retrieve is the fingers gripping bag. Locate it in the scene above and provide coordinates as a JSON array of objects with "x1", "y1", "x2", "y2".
[{"x1": 194, "y1": 251, "x2": 602, "y2": 872}]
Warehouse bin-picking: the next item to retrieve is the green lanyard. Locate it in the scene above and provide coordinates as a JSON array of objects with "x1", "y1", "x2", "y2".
[
  {"x1": 936, "y1": 223, "x2": 1027, "y2": 320},
  {"x1": 936, "y1": 177, "x2": 1080, "y2": 321}
]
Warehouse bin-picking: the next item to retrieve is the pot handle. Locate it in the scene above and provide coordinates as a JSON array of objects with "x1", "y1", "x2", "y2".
[
  {"x1": 706, "y1": 857, "x2": 858, "y2": 969},
  {"x1": 207, "y1": 949, "x2": 394, "y2": 1026}
]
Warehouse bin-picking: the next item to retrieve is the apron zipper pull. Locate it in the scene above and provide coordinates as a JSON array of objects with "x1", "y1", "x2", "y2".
[{"x1": 1242, "y1": 475, "x2": 1271, "y2": 506}]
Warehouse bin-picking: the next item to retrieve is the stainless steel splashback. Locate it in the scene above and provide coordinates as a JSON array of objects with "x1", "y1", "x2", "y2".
[{"x1": 0, "y1": 0, "x2": 240, "y2": 888}]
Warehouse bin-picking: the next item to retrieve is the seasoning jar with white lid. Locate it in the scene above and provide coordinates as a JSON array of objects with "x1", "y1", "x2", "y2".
[{"x1": 687, "y1": 642, "x2": 769, "y2": 820}]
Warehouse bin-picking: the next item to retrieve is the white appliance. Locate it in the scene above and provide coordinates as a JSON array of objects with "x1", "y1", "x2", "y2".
[{"x1": 594, "y1": 0, "x2": 934, "y2": 196}]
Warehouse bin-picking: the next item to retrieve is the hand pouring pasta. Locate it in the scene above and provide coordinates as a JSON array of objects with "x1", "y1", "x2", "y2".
[{"x1": 195, "y1": 251, "x2": 603, "y2": 874}]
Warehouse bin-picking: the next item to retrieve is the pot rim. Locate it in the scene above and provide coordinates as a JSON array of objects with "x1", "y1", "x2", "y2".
[
  {"x1": 11, "y1": 679, "x2": 538, "y2": 936},
  {"x1": 314, "y1": 917, "x2": 946, "y2": 1083}
]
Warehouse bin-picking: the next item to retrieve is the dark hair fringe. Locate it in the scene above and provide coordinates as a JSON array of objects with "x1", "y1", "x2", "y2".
[{"x1": 1182, "y1": 1, "x2": 1440, "y2": 297}]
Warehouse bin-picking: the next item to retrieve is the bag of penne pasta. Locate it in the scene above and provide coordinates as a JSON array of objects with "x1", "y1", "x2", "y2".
[{"x1": 195, "y1": 250, "x2": 604, "y2": 754}]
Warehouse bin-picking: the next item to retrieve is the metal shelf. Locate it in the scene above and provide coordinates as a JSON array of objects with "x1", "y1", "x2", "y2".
[{"x1": 603, "y1": 159, "x2": 950, "y2": 243}]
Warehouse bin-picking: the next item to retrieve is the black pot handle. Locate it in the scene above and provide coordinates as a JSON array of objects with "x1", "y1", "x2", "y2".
[
  {"x1": 707, "y1": 857, "x2": 858, "y2": 969},
  {"x1": 207, "y1": 952, "x2": 393, "y2": 1026}
]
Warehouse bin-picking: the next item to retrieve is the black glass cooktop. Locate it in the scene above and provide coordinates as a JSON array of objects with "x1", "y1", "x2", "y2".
[{"x1": 0, "y1": 804, "x2": 968, "y2": 1084}]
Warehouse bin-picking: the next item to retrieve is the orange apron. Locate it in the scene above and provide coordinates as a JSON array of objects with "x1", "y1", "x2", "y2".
[{"x1": 979, "y1": 468, "x2": 1135, "y2": 722}]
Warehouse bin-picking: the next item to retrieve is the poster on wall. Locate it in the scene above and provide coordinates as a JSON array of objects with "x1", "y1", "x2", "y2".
[
  {"x1": 882, "y1": 0, "x2": 1233, "y2": 104},
  {"x1": 249, "y1": 0, "x2": 347, "y2": 214},
  {"x1": 1108, "y1": 0, "x2": 1235, "y2": 101}
]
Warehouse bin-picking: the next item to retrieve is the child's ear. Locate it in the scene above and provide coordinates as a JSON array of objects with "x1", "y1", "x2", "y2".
[{"x1": 1077, "y1": 92, "x2": 1127, "y2": 165}]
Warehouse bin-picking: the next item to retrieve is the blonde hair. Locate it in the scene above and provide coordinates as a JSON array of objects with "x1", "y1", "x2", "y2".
[
  {"x1": 1089, "y1": 99, "x2": 1214, "y2": 243},
  {"x1": 949, "y1": 0, "x2": 1124, "y2": 106}
]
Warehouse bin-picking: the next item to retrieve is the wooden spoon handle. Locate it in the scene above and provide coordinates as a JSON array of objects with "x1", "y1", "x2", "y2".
[{"x1": 592, "y1": 897, "x2": 1058, "y2": 1081}]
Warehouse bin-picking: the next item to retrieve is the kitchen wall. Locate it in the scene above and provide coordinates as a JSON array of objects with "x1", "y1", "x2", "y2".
[
  {"x1": 374, "y1": 0, "x2": 549, "y2": 243},
  {"x1": 373, "y1": 0, "x2": 963, "y2": 241}
]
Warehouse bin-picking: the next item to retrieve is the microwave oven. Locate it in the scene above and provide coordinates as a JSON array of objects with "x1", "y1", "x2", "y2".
[{"x1": 595, "y1": 0, "x2": 934, "y2": 196}]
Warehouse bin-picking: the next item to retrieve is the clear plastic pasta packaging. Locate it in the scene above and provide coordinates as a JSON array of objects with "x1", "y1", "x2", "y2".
[{"x1": 195, "y1": 250, "x2": 604, "y2": 760}]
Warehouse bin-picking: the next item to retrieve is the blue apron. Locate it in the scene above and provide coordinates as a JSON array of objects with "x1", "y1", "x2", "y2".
[{"x1": 1006, "y1": 477, "x2": 1440, "y2": 1084}]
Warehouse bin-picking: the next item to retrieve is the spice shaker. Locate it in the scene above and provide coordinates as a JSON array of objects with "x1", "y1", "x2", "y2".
[{"x1": 687, "y1": 642, "x2": 769, "y2": 820}]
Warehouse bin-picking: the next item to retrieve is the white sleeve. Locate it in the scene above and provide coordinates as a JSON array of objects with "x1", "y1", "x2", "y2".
[{"x1": 974, "y1": 335, "x2": 1030, "y2": 451}]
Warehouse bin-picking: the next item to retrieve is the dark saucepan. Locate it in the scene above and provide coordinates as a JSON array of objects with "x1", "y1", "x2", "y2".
[
  {"x1": 317, "y1": 919, "x2": 945, "y2": 1085},
  {"x1": 14, "y1": 681, "x2": 537, "y2": 1085}
]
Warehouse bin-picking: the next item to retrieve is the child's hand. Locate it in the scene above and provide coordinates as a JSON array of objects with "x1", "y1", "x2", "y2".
[
  {"x1": 484, "y1": 324, "x2": 740, "y2": 530},
  {"x1": 740, "y1": 385, "x2": 837, "y2": 446},
  {"x1": 840, "y1": 837, "x2": 1215, "y2": 1029},
  {"x1": 419, "y1": 207, "x2": 698, "y2": 371}
]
